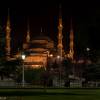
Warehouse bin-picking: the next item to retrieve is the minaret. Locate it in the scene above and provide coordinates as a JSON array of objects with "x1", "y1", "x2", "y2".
[
  {"x1": 23, "y1": 19, "x2": 30, "y2": 49},
  {"x1": 26, "y1": 19, "x2": 30, "y2": 43},
  {"x1": 57, "y1": 5, "x2": 63, "y2": 58},
  {"x1": 69, "y1": 18, "x2": 74, "y2": 61},
  {"x1": 41, "y1": 27, "x2": 42, "y2": 33},
  {"x1": 5, "y1": 8, "x2": 11, "y2": 59},
  {"x1": 40, "y1": 27, "x2": 43, "y2": 35}
]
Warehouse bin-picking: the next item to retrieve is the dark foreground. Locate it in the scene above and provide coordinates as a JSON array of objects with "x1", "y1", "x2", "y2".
[{"x1": 0, "y1": 88, "x2": 100, "y2": 100}]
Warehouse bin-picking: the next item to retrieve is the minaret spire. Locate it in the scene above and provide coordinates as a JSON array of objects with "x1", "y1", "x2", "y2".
[
  {"x1": 26, "y1": 19, "x2": 30, "y2": 43},
  {"x1": 5, "y1": 8, "x2": 11, "y2": 59},
  {"x1": 40, "y1": 27, "x2": 43, "y2": 36},
  {"x1": 69, "y1": 18, "x2": 74, "y2": 61},
  {"x1": 57, "y1": 5, "x2": 63, "y2": 58},
  {"x1": 41, "y1": 27, "x2": 42, "y2": 33}
]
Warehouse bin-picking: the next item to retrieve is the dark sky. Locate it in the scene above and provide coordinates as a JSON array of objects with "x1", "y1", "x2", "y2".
[{"x1": 0, "y1": 1, "x2": 100, "y2": 55}]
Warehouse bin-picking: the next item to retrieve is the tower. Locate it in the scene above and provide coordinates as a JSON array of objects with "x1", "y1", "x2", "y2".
[
  {"x1": 57, "y1": 5, "x2": 63, "y2": 58},
  {"x1": 69, "y1": 18, "x2": 74, "y2": 61},
  {"x1": 5, "y1": 8, "x2": 11, "y2": 59},
  {"x1": 26, "y1": 19, "x2": 30, "y2": 43},
  {"x1": 40, "y1": 27, "x2": 43, "y2": 35},
  {"x1": 23, "y1": 19, "x2": 30, "y2": 50}
]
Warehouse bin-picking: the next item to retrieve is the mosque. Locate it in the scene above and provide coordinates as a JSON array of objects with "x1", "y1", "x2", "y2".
[
  {"x1": 4, "y1": 6, "x2": 75, "y2": 70},
  {"x1": 1, "y1": 6, "x2": 93, "y2": 87}
]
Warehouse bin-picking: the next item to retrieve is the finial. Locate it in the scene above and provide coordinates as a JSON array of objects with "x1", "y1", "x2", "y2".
[
  {"x1": 7, "y1": 8, "x2": 10, "y2": 20},
  {"x1": 27, "y1": 18, "x2": 30, "y2": 32},
  {"x1": 59, "y1": 4, "x2": 62, "y2": 17},
  {"x1": 41, "y1": 27, "x2": 42, "y2": 33},
  {"x1": 26, "y1": 18, "x2": 30, "y2": 43},
  {"x1": 6, "y1": 8, "x2": 10, "y2": 28},
  {"x1": 59, "y1": 3, "x2": 62, "y2": 9},
  {"x1": 70, "y1": 17, "x2": 73, "y2": 30}
]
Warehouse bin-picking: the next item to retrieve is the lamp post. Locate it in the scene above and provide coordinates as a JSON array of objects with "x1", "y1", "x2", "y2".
[
  {"x1": 21, "y1": 54, "x2": 26, "y2": 87},
  {"x1": 57, "y1": 55, "x2": 62, "y2": 87},
  {"x1": 86, "y1": 47, "x2": 90, "y2": 60}
]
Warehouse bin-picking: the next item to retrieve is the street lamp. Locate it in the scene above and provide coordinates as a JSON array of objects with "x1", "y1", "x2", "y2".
[
  {"x1": 86, "y1": 47, "x2": 90, "y2": 59},
  {"x1": 49, "y1": 54, "x2": 53, "y2": 58},
  {"x1": 21, "y1": 54, "x2": 26, "y2": 87},
  {"x1": 86, "y1": 47, "x2": 90, "y2": 52},
  {"x1": 57, "y1": 55, "x2": 62, "y2": 87}
]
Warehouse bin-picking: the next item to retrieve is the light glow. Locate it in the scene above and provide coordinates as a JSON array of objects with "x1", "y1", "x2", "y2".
[{"x1": 22, "y1": 54, "x2": 26, "y2": 60}]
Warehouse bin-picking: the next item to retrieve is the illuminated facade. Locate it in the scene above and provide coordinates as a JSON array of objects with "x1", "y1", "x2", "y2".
[{"x1": 5, "y1": 7, "x2": 74, "y2": 70}]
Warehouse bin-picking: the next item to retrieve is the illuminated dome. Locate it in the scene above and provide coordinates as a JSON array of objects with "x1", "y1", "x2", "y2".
[
  {"x1": 23, "y1": 33, "x2": 54, "y2": 69},
  {"x1": 28, "y1": 34, "x2": 54, "y2": 53}
]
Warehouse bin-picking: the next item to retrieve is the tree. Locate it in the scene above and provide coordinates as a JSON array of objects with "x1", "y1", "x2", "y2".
[
  {"x1": 0, "y1": 26, "x2": 6, "y2": 58},
  {"x1": 62, "y1": 58, "x2": 72, "y2": 87},
  {"x1": 0, "y1": 59, "x2": 22, "y2": 80},
  {"x1": 83, "y1": 63, "x2": 100, "y2": 82}
]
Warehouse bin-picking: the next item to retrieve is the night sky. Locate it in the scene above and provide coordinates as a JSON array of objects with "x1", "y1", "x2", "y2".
[{"x1": 0, "y1": 1, "x2": 100, "y2": 56}]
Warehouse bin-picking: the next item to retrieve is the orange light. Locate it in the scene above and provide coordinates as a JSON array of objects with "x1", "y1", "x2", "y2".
[{"x1": 24, "y1": 55, "x2": 47, "y2": 68}]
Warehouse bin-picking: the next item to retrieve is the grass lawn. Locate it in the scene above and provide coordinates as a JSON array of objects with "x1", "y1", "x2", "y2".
[
  {"x1": 0, "y1": 88, "x2": 100, "y2": 100},
  {"x1": 23, "y1": 95, "x2": 100, "y2": 100}
]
